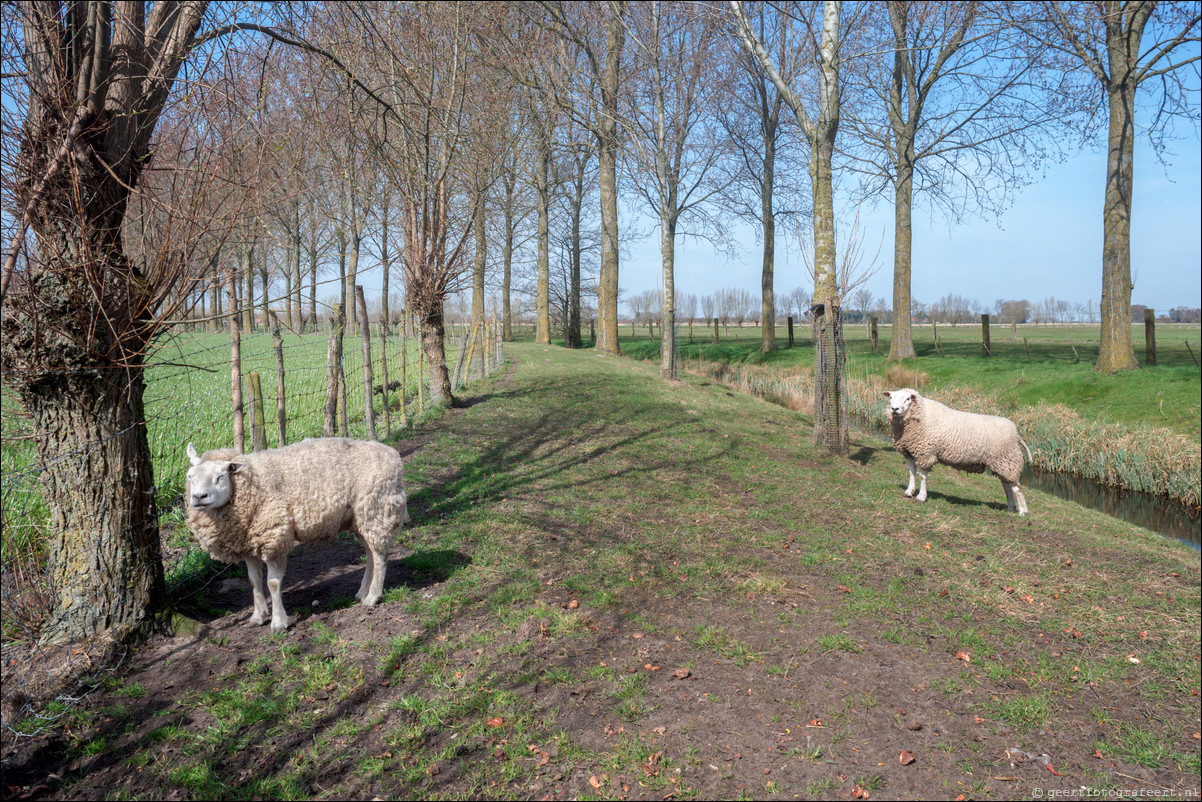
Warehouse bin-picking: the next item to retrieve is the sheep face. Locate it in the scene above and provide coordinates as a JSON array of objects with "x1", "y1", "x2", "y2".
[
  {"x1": 186, "y1": 442, "x2": 243, "y2": 511},
  {"x1": 883, "y1": 389, "x2": 919, "y2": 418}
]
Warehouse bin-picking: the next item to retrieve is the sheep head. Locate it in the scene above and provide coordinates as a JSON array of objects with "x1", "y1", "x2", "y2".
[
  {"x1": 883, "y1": 389, "x2": 920, "y2": 418},
  {"x1": 185, "y1": 442, "x2": 244, "y2": 511}
]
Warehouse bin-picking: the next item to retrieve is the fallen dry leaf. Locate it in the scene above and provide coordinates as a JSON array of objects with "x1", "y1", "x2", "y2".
[
  {"x1": 808, "y1": 718, "x2": 823, "y2": 727},
  {"x1": 899, "y1": 750, "x2": 916, "y2": 765},
  {"x1": 672, "y1": 668, "x2": 691, "y2": 679},
  {"x1": 1139, "y1": 630, "x2": 1149, "y2": 640},
  {"x1": 1003, "y1": 586, "x2": 1015, "y2": 593},
  {"x1": 938, "y1": 587, "x2": 949, "y2": 597},
  {"x1": 955, "y1": 794, "x2": 965, "y2": 801},
  {"x1": 1021, "y1": 594, "x2": 1034, "y2": 604},
  {"x1": 632, "y1": 632, "x2": 645, "y2": 639},
  {"x1": 1094, "y1": 749, "x2": 1105, "y2": 758},
  {"x1": 955, "y1": 651, "x2": 971, "y2": 662},
  {"x1": 644, "y1": 664, "x2": 661, "y2": 672},
  {"x1": 486, "y1": 717, "x2": 504, "y2": 727},
  {"x1": 974, "y1": 716, "x2": 986, "y2": 724},
  {"x1": 426, "y1": 763, "x2": 440, "y2": 776},
  {"x1": 567, "y1": 599, "x2": 579, "y2": 609},
  {"x1": 589, "y1": 776, "x2": 602, "y2": 789},
  {"x1": 924, "y1": 543, "x2": 932, "y2": 550},
  {"x1": 851, "y1": 783, "x2": 870, "y2": 799},
  {"x1": 1046, "y1": 764, "x2": 1064, "y2": 776},
  {"x1": 836, "y1": 584, "x2": 851, "y2": 594}
]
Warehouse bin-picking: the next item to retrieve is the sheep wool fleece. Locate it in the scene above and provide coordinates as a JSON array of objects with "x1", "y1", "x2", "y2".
[
  {"x1": 187, "y1": 438, "x2": 408, "y2": 564},
  {"x1": 888, "y1": 391, "x2": 1026, "y2": 484}
]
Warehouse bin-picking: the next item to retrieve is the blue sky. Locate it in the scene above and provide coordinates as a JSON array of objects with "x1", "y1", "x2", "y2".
[{"x1": 623, "y1": 133, "x2": 1202, "y2": 314}]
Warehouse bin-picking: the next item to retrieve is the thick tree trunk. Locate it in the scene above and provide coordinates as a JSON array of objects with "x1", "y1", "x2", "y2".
[
  {"x1": 889, "y1": 159, "x2": 917, "y2": 360},
  {"x1": 419, "y1": 301, "x2": 453, "y2": 407},
  {"x1": 29, "y1": 368, "x2": 167, "y2": 644},
  {"x1": 1095, "y1": 81, "x2": 1139, "y2": 371}
]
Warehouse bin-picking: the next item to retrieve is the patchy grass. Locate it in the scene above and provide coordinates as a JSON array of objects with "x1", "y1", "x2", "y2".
[{"x1": 4, "y1": 342, "x2": 1198, "y2": 801}]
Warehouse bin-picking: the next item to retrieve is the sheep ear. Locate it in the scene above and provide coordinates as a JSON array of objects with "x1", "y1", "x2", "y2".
[
  {"x1": 909, "y1": 392, "x2": 918, "y2": 402},
  {"x1": 227, "y1": 462, "x2": 245, "y2": 475},
  {"x1": 882, "y1": 391, "x2": 891, "y2": 398},
  {"x1": 187, "y1": 443, "x2": 201, "y2": 466}
]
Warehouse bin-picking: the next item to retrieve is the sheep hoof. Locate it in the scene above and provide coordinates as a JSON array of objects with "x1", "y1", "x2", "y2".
[
  {"x1": 249, "y1": 614, "x2": 267, "y2": 626},
  {"x1": 903, "y1": 490, "x2": 914, "y2": 498},
  {"x1": 270, "y1": 620, "x2": 289, "y2": 633}
]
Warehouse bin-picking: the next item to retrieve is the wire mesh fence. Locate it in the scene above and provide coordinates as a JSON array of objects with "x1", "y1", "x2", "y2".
[{"x1": 0, "y1": 313, "x2": 505, "y2": 756}]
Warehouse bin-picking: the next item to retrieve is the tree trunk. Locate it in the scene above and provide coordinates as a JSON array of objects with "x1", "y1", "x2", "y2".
[
  {"x1": 24, "y1": 366, "x2": 167, "y2": 644},
  {"x1": 661, "y1": 215, "x2": 677, "y2": 379},
  {"x1": 472, "y1": 191, "x2": 487, "y2": 375},
  {"x1": 535, "y1": 141, "x2": 551, "y2": 344},
  {"x1": 889, "y1": 158, "x2": 917, "y2": 360},
  {"x1": 568, "y1": 187, "x2": 583, "y2": 348},
  {"x1": 501, "y1": 181, "x2": 515, "y2": 342},
  {"x1": 596, "y1": 4, "x2": 626, "y2": 355},
  {"x1": 759, "y1": 138, "x2": 777, "y2": 353},
  {"x1": 1095, "y1": 79, "x2": 1139, "y2": 371},
  {"x1": 419, "y1": 301, "x2": 453, "y2": 407}
]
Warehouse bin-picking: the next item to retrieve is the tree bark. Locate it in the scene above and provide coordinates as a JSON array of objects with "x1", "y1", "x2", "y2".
[
  {"x1": 1095, "y1": 53, "x2": 1140, "y2": 371},
  {"x1": 889, "y1": 158, "x2": 917, "y2": 360},
  {"x1": 535, "y1": 136, "x2": 552, "y2": 344},
  {"x1": 595, "y1": 4, "x2": 627, "y2": 355}
]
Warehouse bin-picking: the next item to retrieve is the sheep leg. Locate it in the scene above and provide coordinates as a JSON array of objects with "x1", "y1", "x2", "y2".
[
  {"x1": 358, "y1": 537, "x2": 388, "y2": 608},
  {"x1": 903, "y1": 459, "x2": 917, "y2": 498},
  {"x1": 266, "y1": 556, "x2": 290, "y2": 632},
  {"x1": 1012, "y1": 483, "x2": 1028, "y2": 516},
  {"x1": 245, "y1": 557, "x2": 270, "y2": 626},
  {"x1": 1003, "y1": 482, "x2": 1017, "y2": 512},
  {"x1": 915, "y1": 468, "x2": 930, "y2": 502},
  {"x1": 353, "y1": 534, "x2": 373, "y2": 602}
]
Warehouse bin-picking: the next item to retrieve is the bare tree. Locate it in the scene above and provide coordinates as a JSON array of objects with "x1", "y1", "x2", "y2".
[
  {"x1": 625, "y1": 0, "x2": 733, "y2": 379},
  {"x1": 1019, "y1": 2, "x2": 1199, "y2": 371},
  {"x1": 845, "y1": 2, "x2": 1066, "y2": 361},
  {"x1": 718, "y1": 4, "x2": 807, "y2": 353},
  {"x1": 538, "y1": 1, "x2": 630, "y2": 355}
]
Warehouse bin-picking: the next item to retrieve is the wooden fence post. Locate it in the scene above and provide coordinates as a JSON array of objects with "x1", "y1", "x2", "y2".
[
  {"x1": 324, "y1": 303, "x2": 344, "y2": 437},
  {"x1": 247, "y1": 372, "x2": 267, "y2": 452},
  {"x1": 399, "y1": 310, "x2": 409, "y2": 427},
  {"x1": 379, "y1": 316, "x2": 392, "y2": 438},
  {"x1": 269, "y1": 312, "x2": 287, "y2": 447},
  {"x1": 227, "y1": 271, "x2": 244, "y2": 454},
  {"x1": 981, "y1": 313, "x2": 991, "y2": 358},
  {"x1": 870, "y1": 316, "x2": 879, "y2": 354},
  {"x1": 787, "y1": 316, "x2": 795, "y2": 348},
  {"x1": 713, "y1": 317, "x2": 719, "y2": 344},
  {"x1": 355, "y1": 286, "x2": 377, "y2": 441},
  {"x1": 1144, "y1": 308, "x2": 1156, "y2": 366}
]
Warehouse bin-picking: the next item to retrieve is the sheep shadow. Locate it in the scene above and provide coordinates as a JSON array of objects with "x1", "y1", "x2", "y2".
[
  {"x1": 920, "y1": 489, "x2": 1008, "y2": 513},
  {"x1": 178, "y1": 541, "x2": 469, "y2": 626}
]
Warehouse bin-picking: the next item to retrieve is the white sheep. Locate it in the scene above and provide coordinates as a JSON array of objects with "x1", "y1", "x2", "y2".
[
  {"x1": 185, "y1": 438, "x2": 411, "y2": 631},
  {"x1": 884, "y1": 388, "x2": 1032, "y2": 515}
]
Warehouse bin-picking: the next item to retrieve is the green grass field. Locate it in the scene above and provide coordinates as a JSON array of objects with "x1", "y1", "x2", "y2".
[{"x1": 622, "y1": 322, "x2": 1202, "y2": 440}]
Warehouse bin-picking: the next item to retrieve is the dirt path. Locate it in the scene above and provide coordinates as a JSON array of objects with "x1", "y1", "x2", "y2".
[{"x1": 3, "y1": 344, "x2": 1198, "y2": 801}]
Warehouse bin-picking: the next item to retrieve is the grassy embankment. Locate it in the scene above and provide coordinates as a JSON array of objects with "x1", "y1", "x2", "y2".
[
  {"x1": 9, "y1": 342, "x2": 1199, "y2": 800},
  {"x1": 621, "y1": 323, "x2": 1202, "y2": 507}
]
